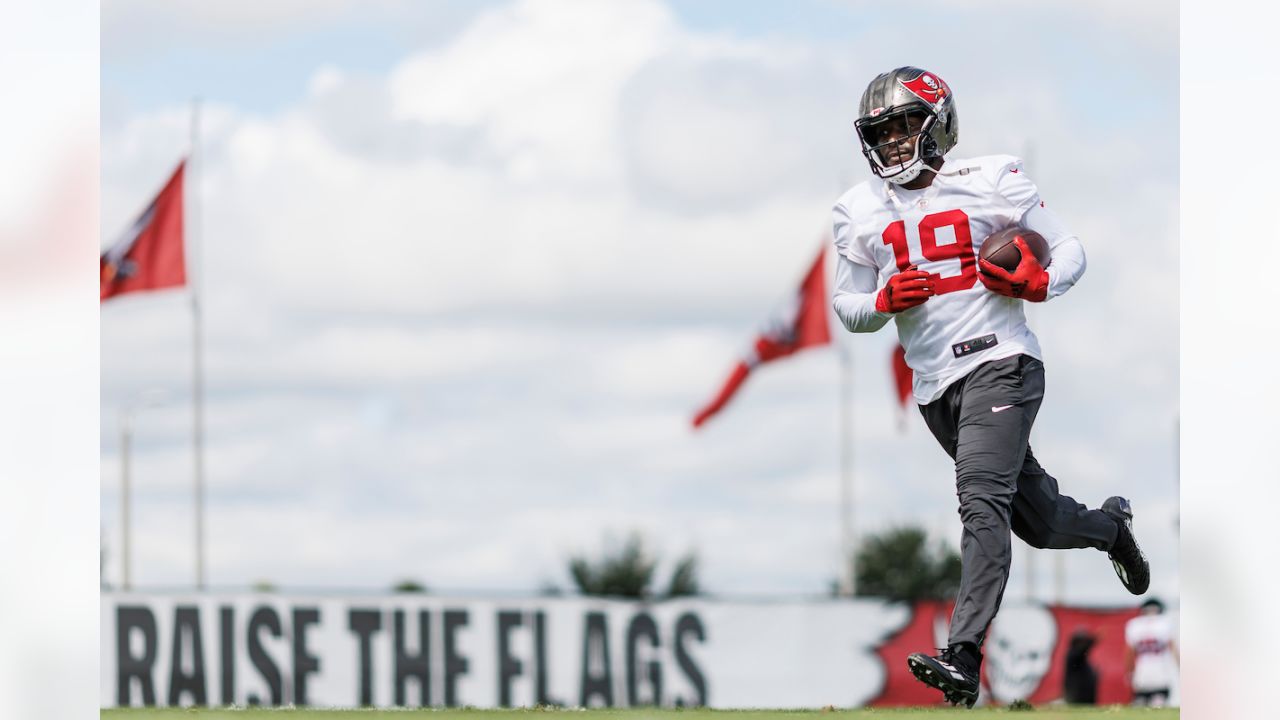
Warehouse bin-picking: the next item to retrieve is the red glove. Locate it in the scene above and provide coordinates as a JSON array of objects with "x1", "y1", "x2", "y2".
[
  {"x1": 979, "y1": 237, "x2": 1050, "y2": 302},
  {"x1": 875, "y1": 266, "x2": 935, "y2": 313}
]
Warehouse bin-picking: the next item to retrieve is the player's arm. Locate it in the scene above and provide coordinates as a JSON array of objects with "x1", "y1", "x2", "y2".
[
  {"x1": 830, "y1": 202, "x2": 933, "y2": 331},
  {"x1": 979, "y1": 158, "x2": 1086, "y2": 302},
  {"x1": 1019, "y1": 201, "x2": 1087, "y2": 300},
  {"x1": 832, "y1": 252, "x2": 893, "y2": 333}
]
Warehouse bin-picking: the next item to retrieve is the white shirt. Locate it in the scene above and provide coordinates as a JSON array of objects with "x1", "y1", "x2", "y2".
[
  {"x1": 1125, "y1": 613, "x2": 1178, "y2": 691},
  {"x1": 831, "y1": 154, "x2": 1086, "y2": 404}
]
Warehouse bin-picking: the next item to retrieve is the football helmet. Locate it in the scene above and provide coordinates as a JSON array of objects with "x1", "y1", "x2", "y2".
[{"x1": 855, "y1": 67, "x2": 959, "y2": 185}]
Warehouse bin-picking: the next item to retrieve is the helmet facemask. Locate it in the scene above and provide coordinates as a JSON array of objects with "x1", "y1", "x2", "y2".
[{"x1": 855, "y1": 107, "x2": 939, "y2": 185}]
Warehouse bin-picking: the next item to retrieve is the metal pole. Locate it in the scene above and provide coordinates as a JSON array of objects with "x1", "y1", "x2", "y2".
[
  {"x1": 191, "y1": 98, "x2": 206, "y2": 591},
  {"x1": 121, "y1": 412, "x2": 132, "y2": 591},
  {"x1": 839, "y1": 342, "x2": 856, "y2": 596},
  {"x1": 830, "y1": 179, "x2": 856, "y2": 598},
  {"x1": 1025, "y1": 544, "x2": 1035, "y2": 602},
  {"x1": 1054, "y1": 551, "x2": 1065, "y2": 605}
]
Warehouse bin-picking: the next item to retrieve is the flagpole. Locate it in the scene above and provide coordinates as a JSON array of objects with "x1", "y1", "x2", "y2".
[
  {"x1": 190, "y1": 97, "x2": 207, "y2": 591},
  {"x1": 839, "y1": 339, "x2": 856, "y2": 597},
  {"x1": 120, "y1": 409, "x2": 132, "y2": 591},
  {"x1": 830, "y1": 174, "x2": 857, "y2": 598}
]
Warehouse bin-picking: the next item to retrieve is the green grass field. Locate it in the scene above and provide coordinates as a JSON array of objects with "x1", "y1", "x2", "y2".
[{"x1": 101, "y1": 707, "x2": 1178, "y2": 719}]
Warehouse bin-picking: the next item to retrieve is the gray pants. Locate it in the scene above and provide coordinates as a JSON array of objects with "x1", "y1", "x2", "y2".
[{"x1": 919, "y1": 354, "x2": 1118, "y2": 649}]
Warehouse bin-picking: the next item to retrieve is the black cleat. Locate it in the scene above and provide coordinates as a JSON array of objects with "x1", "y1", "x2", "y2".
[
  {"x1": 907, "y1": 646, "x2": 980, "y2": 708},
  {"x1": 1102, "y1": 496, "x2": 1150, "y2": 595}
]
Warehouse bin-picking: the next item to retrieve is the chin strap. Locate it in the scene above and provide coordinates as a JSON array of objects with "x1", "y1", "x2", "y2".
[
  {"x1": 883, "y1": 177, "x2": 912, "y2": 210},
  {"x1": 883, "y1": 159, "x2": 976, "y2": 211},
  {"x1": 884, "y1": 159, "x2": 972, "y2": 191},
  {"x1": 922, "y1": 161, "x2": 978, "y2": 178}
]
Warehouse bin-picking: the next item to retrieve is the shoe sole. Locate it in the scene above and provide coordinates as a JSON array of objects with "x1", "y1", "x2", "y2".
[
  {"x1": 1104, "y1": 497, "x2": 1150, "y2": 595},
  {"x1": 1112, "y1": 552, "x2": 1151, "y2": 595},
  {"x1": 907, "y1": 654, "x2": 978, "y2": 708}
]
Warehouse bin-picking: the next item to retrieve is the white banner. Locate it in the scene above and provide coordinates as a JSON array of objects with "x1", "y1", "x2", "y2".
[{"x1": 101, "y1": 593, "x2": 909, "y2": 708}]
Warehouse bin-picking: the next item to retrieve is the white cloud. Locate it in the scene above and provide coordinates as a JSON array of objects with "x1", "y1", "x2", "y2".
[{"x1": 389, "y1": 0, "x2": 673, "y2": 186}]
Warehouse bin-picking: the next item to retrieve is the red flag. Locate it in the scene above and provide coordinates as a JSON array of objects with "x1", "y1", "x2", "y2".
[
  {"x1": 101, "y1": 160, "x2": 187, "y2": 302},
  {"x1": 692, "y1": 246, "x2": 831, "y2": 428},
  {"x1": 892, "y1": 345, "x2": 912, "y2": 408},
  {"x1": 892, "y1": 344, "x2": 913, "y2": 432}
]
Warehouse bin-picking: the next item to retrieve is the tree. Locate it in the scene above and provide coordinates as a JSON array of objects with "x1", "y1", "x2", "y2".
[
  {"x1": 568, "y1": 532, "x2": 700, "y2": 599},
  {"x1": 251, "y1": 579, "x2": 278, "y2": 593},
  {"x1": 570, "y1": 532, "x2": 656, "y2": 598},
  {"x1": 537, "y1": 579, "x2": 565, "y2": 596},
  {"x1": 854, "y1": 526, "x2": 962, "y2": 602},
  {"x1": 392, "y1": 579, "x2": 428, "y2": 593},
  {"x1": 665, "y1": 553, "x2": 699, "y2": 597}
]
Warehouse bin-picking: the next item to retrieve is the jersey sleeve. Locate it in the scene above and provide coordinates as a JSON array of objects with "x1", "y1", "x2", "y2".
[
  {"x1": 994, "y1": 157, "x2": 1042, "y2": 221},
  {"x1": 831, "y1": 192, "x2": 891, "y2": 333},
  {"x1": 832, "y1": 199, "x2": 877, "y2": 268},
  {"x1": 992, "y1": 155, "x2": 1086, "y2": 300},
  {"x1": 832, "y1": 251, "x2": 891, "y2": 333},
  {"x1": 1020, "y1": 201, "x2": 1086, "y2": 300}
]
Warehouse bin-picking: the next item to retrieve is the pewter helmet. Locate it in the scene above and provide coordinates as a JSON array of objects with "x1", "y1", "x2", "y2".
[{"x1": 855, "y1": 66, "x2": 959, "y2": 185}]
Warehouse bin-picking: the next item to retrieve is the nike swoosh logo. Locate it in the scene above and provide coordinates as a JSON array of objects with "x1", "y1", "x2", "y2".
[{"x1": 991, "y1": 405, "x2": 1014, "y2": 413}]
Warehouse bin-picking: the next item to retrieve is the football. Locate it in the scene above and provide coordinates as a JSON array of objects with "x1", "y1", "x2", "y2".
[{"x1": 979, "y1": 227, "x2": 1051, "y2": 272}]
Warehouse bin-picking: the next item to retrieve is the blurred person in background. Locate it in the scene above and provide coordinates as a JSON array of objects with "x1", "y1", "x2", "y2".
[
  {"x1": 1061, "y1": 628, "x2": 1099, "y2": 704},
  {"x1": 1125, "y1": 597, "x2": 1178, "y2": 706}
]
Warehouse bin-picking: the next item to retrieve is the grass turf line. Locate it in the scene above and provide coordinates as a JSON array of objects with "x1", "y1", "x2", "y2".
[{"x1": 100, "y1": 707, "x2": 1180, "y2": 719}]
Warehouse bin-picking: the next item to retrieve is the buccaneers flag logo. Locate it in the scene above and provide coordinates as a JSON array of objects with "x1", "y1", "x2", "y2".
[{"x1": 899, "y1": 72, "x2": 950, "y2": 106}]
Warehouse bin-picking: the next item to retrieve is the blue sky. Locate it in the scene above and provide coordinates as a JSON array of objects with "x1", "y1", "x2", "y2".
[
  {"x1": 104, "y1": 0, "x2": 862, "y2": 116},
  {"x1": 103, "y1": 0, "x2": 1173, "y2": 127},
  {"x1": 102, "y1": 1, "x2": 477, "y2": 119},
  {"x1": 100, "y1": 0, "x2": 1178, "y2": 604}
]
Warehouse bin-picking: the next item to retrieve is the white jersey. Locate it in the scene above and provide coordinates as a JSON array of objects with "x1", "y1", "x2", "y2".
[
  {"x1": 831, "y1": 154, "x2": 1086, "y2": 403},
  {"x1": 1125, "y1": 613, "x2": 1178, "y2": 691}
]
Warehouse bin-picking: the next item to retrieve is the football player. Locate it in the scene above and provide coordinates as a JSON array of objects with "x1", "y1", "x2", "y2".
[
  {"x1": 1124, "y1": 598, "x2": 1179, "y2": 706},
  {"x1": 830, "y1": 66, "x2": 1150, "y2": 708}
]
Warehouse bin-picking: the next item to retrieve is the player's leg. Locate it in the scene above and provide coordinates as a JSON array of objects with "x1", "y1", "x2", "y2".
[
  {"x1": 909, "y1": 354, "x2": 1038, "y2": 707},
  {"x1": 946, "y1": 354, "x2": 1040, "y2": 650},
  {"x1": 911, "y1": 374, "x2": 975, "y2": 706},
  {"x1": 1009, "y1": 449, "x2": 1116, "y2": 550},
  {"x1": 1006, "y1": 391, "x2": 1150, "y2": 594}
]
